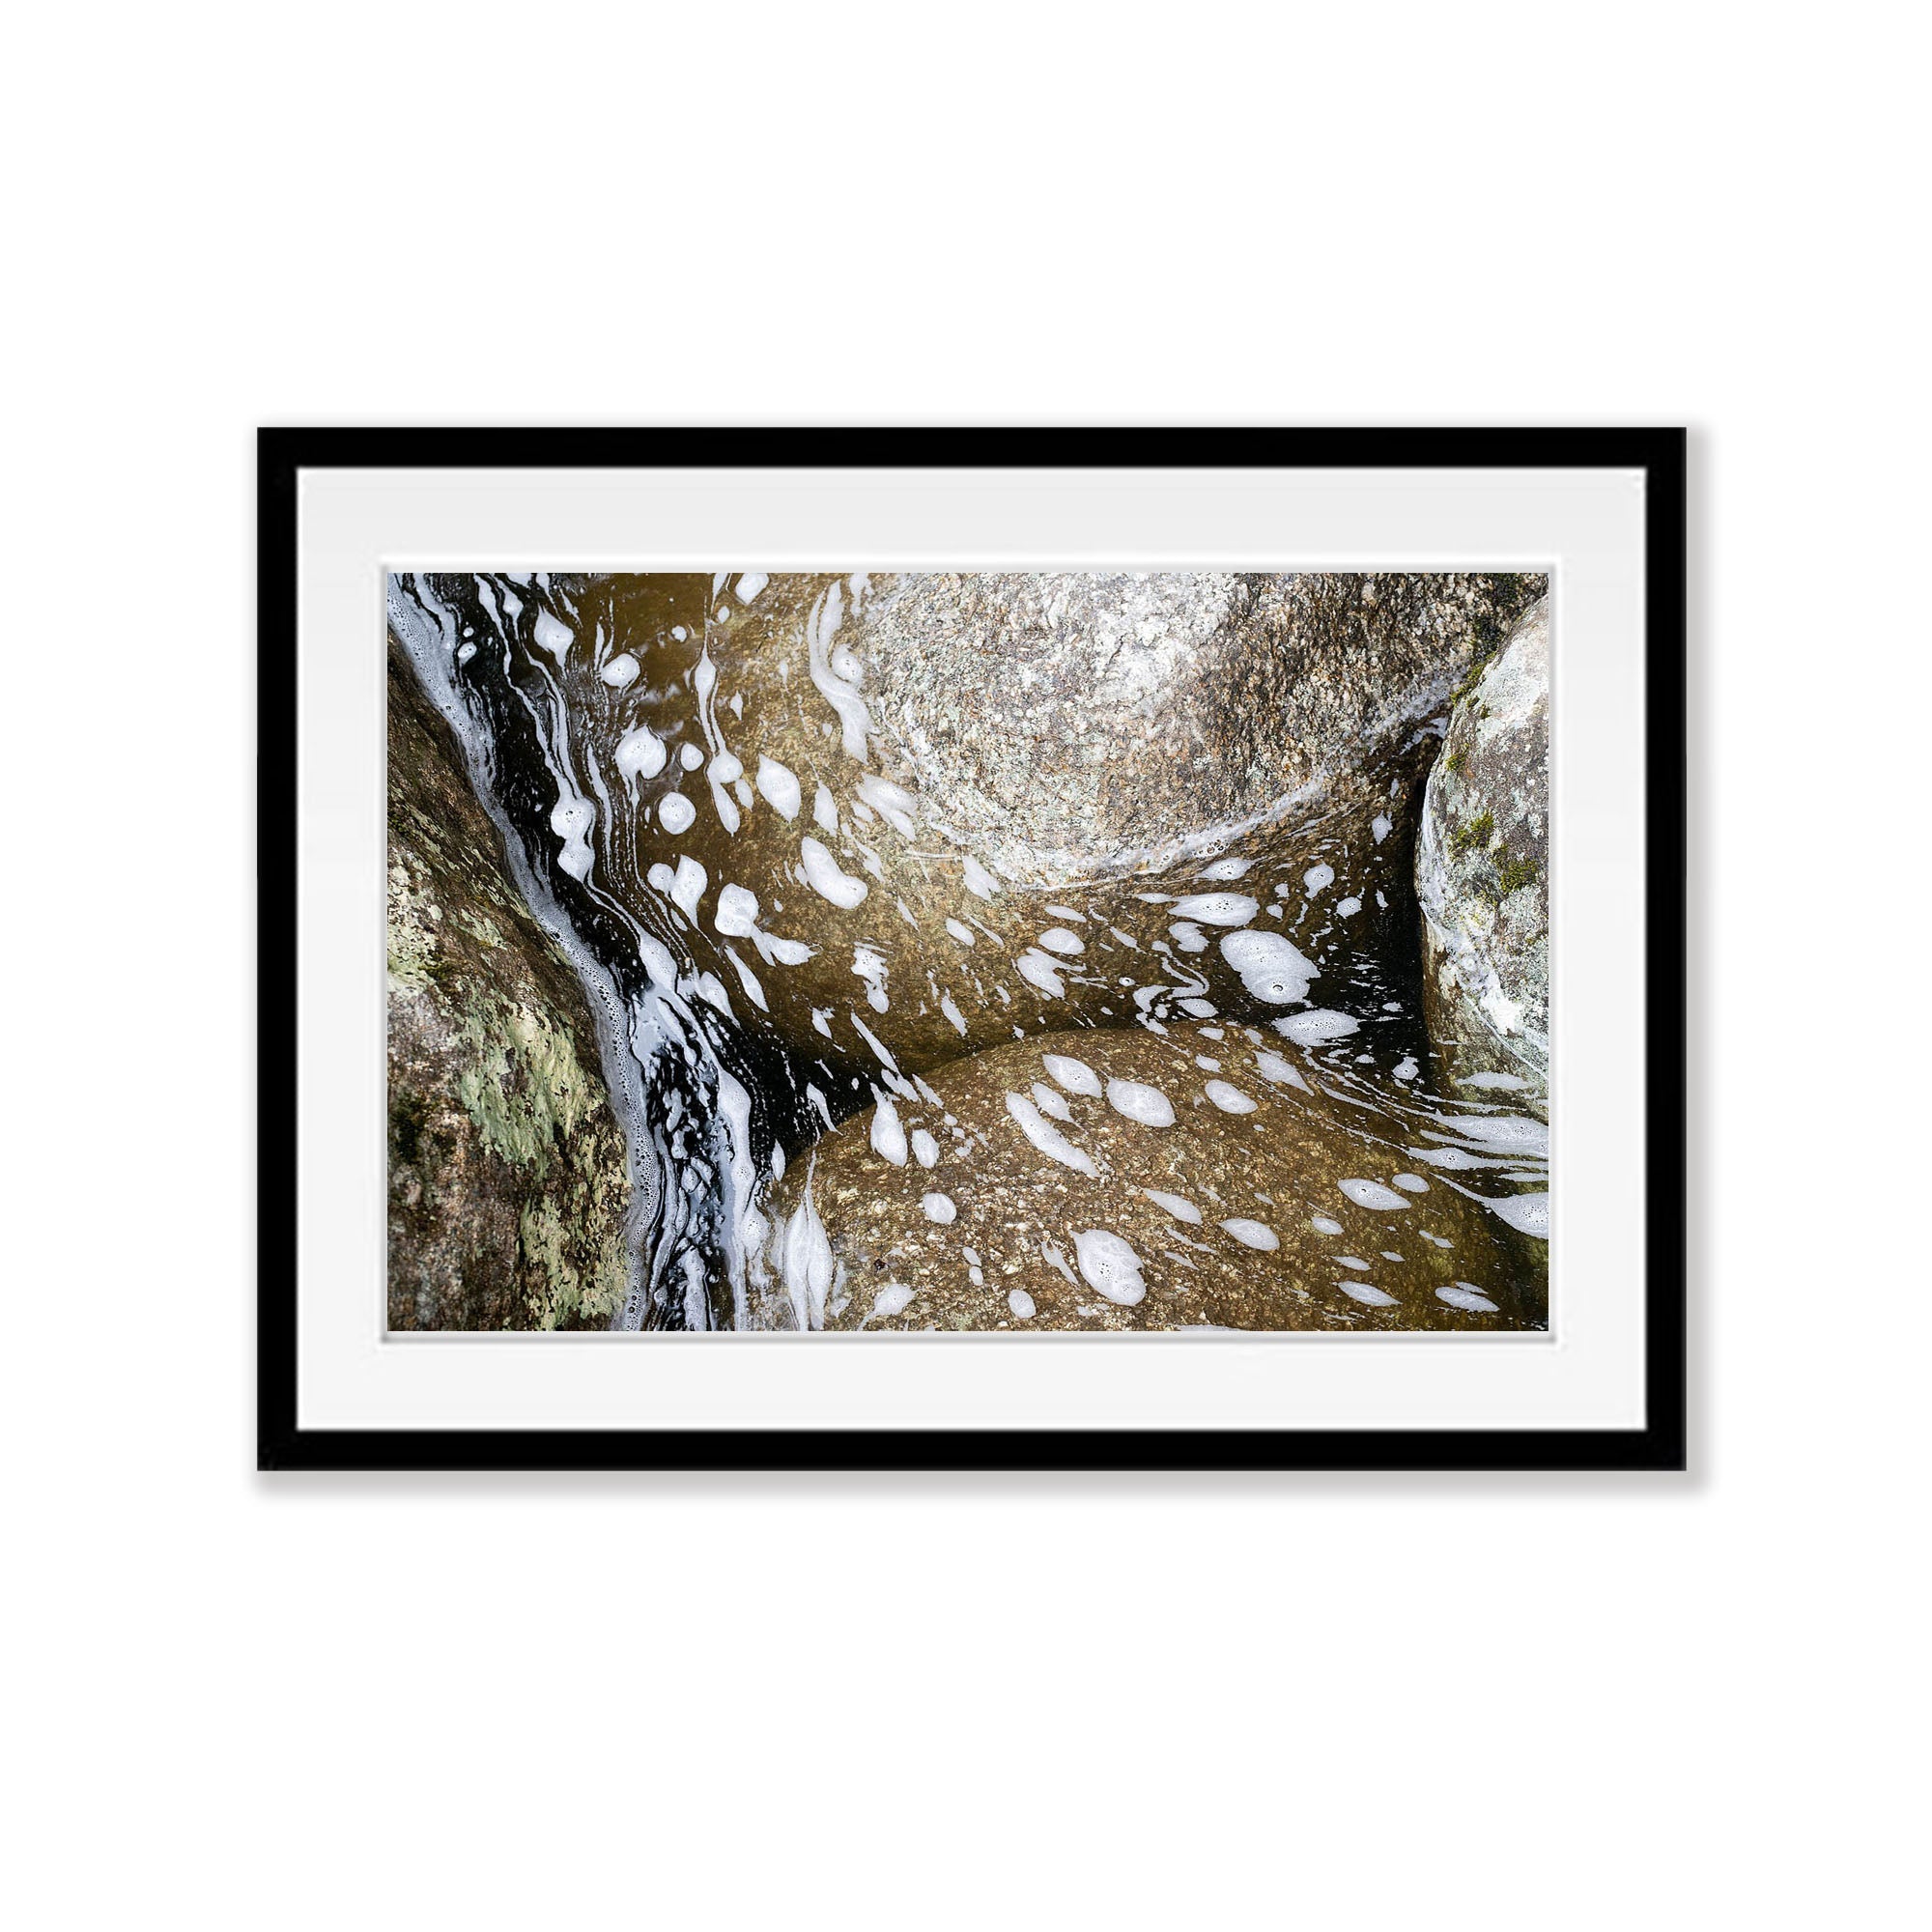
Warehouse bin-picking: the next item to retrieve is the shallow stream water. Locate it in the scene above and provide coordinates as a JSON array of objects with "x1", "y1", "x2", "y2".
[{"x1": 388, "y1": 570, "x2": 1548, "y2": 1331}]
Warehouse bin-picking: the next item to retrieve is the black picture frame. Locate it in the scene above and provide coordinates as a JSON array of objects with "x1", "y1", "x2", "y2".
[{"x1": 258, "y1": 427, "x2": 1686, "y2": 1473}]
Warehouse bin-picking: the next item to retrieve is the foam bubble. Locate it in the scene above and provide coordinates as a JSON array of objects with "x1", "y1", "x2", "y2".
[
  {"x1": 1392, "y1": 1174, "x2": 1430, "y2": 1193},
  {"x1": 922, "y1": 1193, "x2": 957, "y2": 1225},
  {"x1": 1042, "y1": 1053, "x2": 1102, "y2": 1097},
  {"x1": 754, "y1": 755, "x2": 801, "y2": 820},
  {"x1": 1037, "y1": 927, "x2": 1085, "y2": 955},
  {"x1": 1144, "y1": 1189, "x2": 1203, "y2": 1225},
  {"x1": 1016, "y1": 951, "x2": 1067, "y2": 997},
  {"x1": 1303, "y1": 864, "x2": 1334, "y2": 895},
  {"x1": 1200, "y1": 857, "x2": 1254, "y2": 881},
  {"x1": 800, "y1": 837, "x2": 868, "y2": 910},
  {"x1": 658, "y1": 792, "x2": 696, "y2": 835},
  {"x1": 910, "y1": 1129, "x2": 940, "y2": 1169},
  {"x1": 615, "y1": 727, "x2": 667, "y2": 781},
  {"x1": 1204, "y1": 1080, "x2": 1257, "y2": 1115},
  {"x1": 1311, "y1": 1215, "x2": 1344, "y2": 1236},
  {"x1": 1486, "y1": 1191, "x2": 1549, "y2": 1238},
  {"x1": 869, "y1": 1094, "x2": 908, "y2": 1166},
  {"x1": 1253, "y1": 1051, "x2": 1310, "y2": 1091},
  {"x1": 1219, "y1": 1218, "x2": 1279, "y2": 1251},
  {"x1": 870, "y1": 1282, "x2": 916, "y2": 1319},
  {"x1": 1338, "y1": 1179, "x2": 1408, "y2": 1210},
  {"x1": 1008, "y1": 1288, "x2": 1036, "y2": 1321},
  {"x1": 1107, "y1": 1078, "x2": 1176, "y2": 1127},
  {"x1": 714, "y1": 884, "x2": 759, "y2": 937},
  {"x1": 1275, "y1": 1009, "x2": 1359, "y2": 1045},
  {"x1": 1005, "y1": 1093, "x2": 1099, "y2": 1176},
  {"x1": 1030, "y1": 1082, "x2": 1073, "y2": 1122},
  {"x1": 531, "y1": 611, "x2": 573, "y2": 659},
  {"x1": 599, "y1": 652, "x2": 640, "y2": 689},
  {"x1": 1338, "y1": 1280, "x2": 1398, "y2": 1307},
  {"x1": 1072, "y1": 1229, "x2": 1147, "y2": 1305},
  {"x1": 1436, "y1": 1283, "x2": 1499, "y2": 1313},
  {"x1": 1219, "y1": 930, "x2": 1318, "y2": 1004},
  {"x1": 1170, "y1": 893, "x2": 1259, "y2": 926}
]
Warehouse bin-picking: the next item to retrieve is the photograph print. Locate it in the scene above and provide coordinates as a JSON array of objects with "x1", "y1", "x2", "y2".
[{"x1": 385, "y1": 569, "x2": 1551, "y2": 1335}]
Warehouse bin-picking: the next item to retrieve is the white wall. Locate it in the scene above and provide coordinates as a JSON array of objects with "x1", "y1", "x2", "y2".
[{"x1": 6, "y1": 5, "x2": 1925, "y2": 1927}]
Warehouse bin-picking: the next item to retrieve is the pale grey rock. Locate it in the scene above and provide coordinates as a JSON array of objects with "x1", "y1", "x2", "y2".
[{"x1": 1415, "y1": 597, "x2": 1550, "y2": 1095}]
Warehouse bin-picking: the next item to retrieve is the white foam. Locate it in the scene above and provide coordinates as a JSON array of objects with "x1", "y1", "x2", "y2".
[
  {"x1": 735, "y1": 571, "x2": 768, "y2": 602},
  {"x1": 1486, "y1": 1191, "x2": 1549, "y2": 1238},
  {"x1": 1338, "y1": 1280, "x2": 1398, "y2": 1307},
  {"x1": 1219, "y1": 930, "x2": 1317, "y2": 1004},
  {"x1": 1178, "y1": 998, "x2": 1216, "y2": 1019},
  {"x1": 1311, "y1": 1215, "x2": 1344, "y2": 1236},
  {"x1": 679, "y1": 743, "x2": 703, "y2": 772},
  {"x1": 1106, "y1": 1078, "x2": 1176, "y2": 1127},
  {"x1": 1030, "y1": 1082, "x2": 1073, "y2": 1122},
  {"x1": 1458, "y1": 1070, "x2": 1530, "y2": 1092},
  {"x1": 658, "y1": 792, "x2": 696, "y2": 835},
  {"x1": 962, "y1": 855, "x2": 1001, "y2": 899},
  {"x1": 1042, "y1": 1053, "x2": 1102, "y2": 1097},
  {"x1": 800, "y1": 837, "x2": 868, "y2": 909},
  {"x1": 1145, "y1": 1189, "x2": 1202, "y2": 1225},
  {"x1": 1072, "y1": 1229, "x2": 1147, "y2": 1306},
  {"x1": 615, "y1": 726, "x2": 668, "y2": 782},
  {"x1": 531, "y1": 611, "x2": 573, "y2": 659},
  {"x1": 1016, "y1": 950, "x2": 1067, "y2": 997},
  {"x1": 1219, "y1": 1218, "x2": 1279, "y2": 1251},
  {"x1": 1436, "y1": 1283, "x2": 1499, "y2": 1313},
  {"x1": 1303, "y1": 864, "x2": 1334, "y2": 895},
  {"x1": 813, "y1": 783, "x2": 839, "y2": 835},
  {"x1": 1168, "y1": 921, "x2": 1208, "y2": 953},
  {"x1": 599, "y1": 652, "x2": 640, "y2": 689},
  {"x1": 1392, "y1": 1173, "x2": 1430, "y2": 1193},
  {"x1": 1008, "y1": 1288, "x2": 1036, "y2": 1321},
  {"x1": 753, "y1": 755, "x2": 801, "y2": 820},
  {"x1": 1253, "y1": 1051, "x2": 1310, "y2": 1091},
  {"x1": 945, "y1": 918, "x2": 975, "y2": 946},
  {"x1": 1336, "y1": 1255, "x2": 1371, "y2": 1269},
  {"x1": 1371, "y1": 813, "x2": 1392, "y2": 843},
  {"x1": 850, "y1": 944, "x2": 890, "y2": 1013},
  {"x1": 1037, "y1": 927, "x2": 1085, "y2": 955},
  {"x1": 1338, "y1": 1179, "x2": 1408, "y2": 1211},
  {"x1": 1204, "y1": 1080, "x2": 1257, "y2": 1115},
  {"x1": 869, "y1": 1282, "x2": 916, "y2": 1320},
  {"x1": 712, "y1": 883, "x2": 759, "y2": 938},
  {"x1": 1169, "y1": 893, "x2": 1259, "y2": 926},
  {"x1": 1440, "y1": 1113, "x2": 1550, "y2": 1157},
  {"x1": 1394, "y1": 1057, "x2": 1419, "y2": 1081},
  {"x1": 1274, "y1": 1009, "x2": 1359, "y2": 1044},
  {"x1": 1335, "y1": 896, "x2": 1362, "y2": 918},
  {"x1": 861, "y1": 1092, "x2": 908, "y2": 1167},
  {"x1": 939, "y1": 993, "x2": 967, "y2": 1036},
  {"x1": 1005, "y1": 1093, "x2": 1099, "y2": 1176},
  {"x1": 910, "y1": 1128, "x2": 940, "y2": 1169},
  {"x1": 1199, "y1": 857, "x2": 1254, "y2": 880},
  {"x1": 922, "y1": 1192, "x2": 957, "y2": 1224}
]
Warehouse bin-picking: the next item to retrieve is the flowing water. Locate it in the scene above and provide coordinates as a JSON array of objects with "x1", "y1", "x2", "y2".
[{"x1": 388, "y1": 570, "x2": 1548, "y2": 1331}]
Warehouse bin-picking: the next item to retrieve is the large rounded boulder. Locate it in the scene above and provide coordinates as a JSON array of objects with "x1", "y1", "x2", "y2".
[
  {"x1": 386, "y1": 639, "x2": 634, "y2": 1330},
  {"x1": 1415, "y1": 596, "x2": 1550, "y2": 1099},
  {"x1": 753, "y1": 1020, "x2": 1549, "y2": 1332}
]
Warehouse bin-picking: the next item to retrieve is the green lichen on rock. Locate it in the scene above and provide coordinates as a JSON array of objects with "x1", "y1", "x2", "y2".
[
  {"x1": 385, "y1": 636, "x2": 632, "y2": 1331},
  {"x1": 1415, "y1": 597, "x2": 1550, "y2": 1100}
]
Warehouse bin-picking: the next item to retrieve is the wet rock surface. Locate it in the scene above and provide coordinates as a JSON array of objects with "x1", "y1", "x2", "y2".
[
  {"x1": 386, "y1": 570, "x2": 1549, "y2": 1328},
  {"x1": 386, "y1": 639, "x2": 633, "y2": 1330},
  {"x1": 1415, "y1": 597, "x2": 1550, "y2": 1096},
  {"x1": 757, "y1": 1022, "x2": 1548, "y2": 1331}
]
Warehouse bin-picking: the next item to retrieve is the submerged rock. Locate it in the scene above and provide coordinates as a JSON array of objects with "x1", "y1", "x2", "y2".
[
  {"x1": 386, "y1": 639, "x2": 633, "y2": 1330},
  {"x1": 755, "y1": 1022, "x2": 1548, "y2": 1332},
  {"x1": 1415, "y1": 597, "x2": 1550, "y2": 1097},
  {"x1": 397, "y1": 572, "x2": 1543, "y2": 1105}
]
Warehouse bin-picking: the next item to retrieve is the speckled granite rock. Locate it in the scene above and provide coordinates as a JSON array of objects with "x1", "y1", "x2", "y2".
[
  {"x1": 754, "y1": 1022, "x2": 1548, "y2": 1332},
  {"x1": 386, "y1": 638, "x2": 632, "y2": 1330},
  {"x1": 855, "y1": 571, "x2": 1542, "y2": 884},
  {"x1": 1415, "y1": 597, "x2": 1549, "y2": 1098},
  {"x1": 467, "y1": 571, "x2": 1544, "y2": 1102}
]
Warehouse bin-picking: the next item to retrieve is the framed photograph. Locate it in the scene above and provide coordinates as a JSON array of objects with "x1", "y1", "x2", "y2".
[{"x1": 259, "y1": 427, "x2": 1685, "y2": 1471}]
